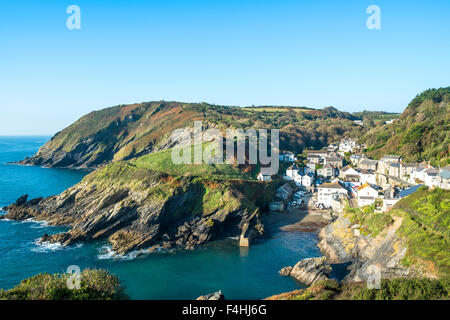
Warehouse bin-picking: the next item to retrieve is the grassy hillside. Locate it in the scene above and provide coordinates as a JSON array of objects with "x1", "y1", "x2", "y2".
[
  {"x1": 392, "y1": 187, "x2": 450, "y2": 277},
  {"x1": 131, "y1": 143, "x2": 257, "y2": 180},
  {"x1": 362, "y1": 87, "x2": 450, "y2": 166},
  {"x1": 344, "y1": 187, "x2": 449, "y2": 278}
]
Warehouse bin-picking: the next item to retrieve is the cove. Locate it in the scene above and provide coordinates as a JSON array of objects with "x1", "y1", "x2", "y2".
[{"x1": 0, "y1": 136, "x2": 324, "y2": 299}]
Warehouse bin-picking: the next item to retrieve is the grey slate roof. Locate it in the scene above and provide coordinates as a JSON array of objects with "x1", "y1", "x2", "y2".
[
  {"x1": 398, "y1": 184, "x2": 425, "y2": 198},
  {"x1": 439, "y1": 170, "x2": 450, "y2": 180}
]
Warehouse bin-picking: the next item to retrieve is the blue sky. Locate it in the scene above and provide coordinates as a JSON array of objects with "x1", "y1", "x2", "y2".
[{"x1": 0, "y1": 0, "x2": 449, "y2": 135}]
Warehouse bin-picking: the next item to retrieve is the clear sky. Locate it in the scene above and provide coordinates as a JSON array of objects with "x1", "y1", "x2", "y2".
[{"x1": 0, "y1": 0, "x2": 449, "y2": 135}]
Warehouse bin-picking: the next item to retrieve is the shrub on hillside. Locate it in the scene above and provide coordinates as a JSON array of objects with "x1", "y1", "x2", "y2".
[{"x1": 0, "y1": 269, "x2": 127, "y2": 300}]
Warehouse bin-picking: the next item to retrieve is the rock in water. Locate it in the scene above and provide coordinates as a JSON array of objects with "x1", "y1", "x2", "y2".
[
  {"x1": 15, "y1": 194, "x2": 28, "y2": 206},
  {"x1": 280, "y1": 257, "x2": 332, "y2": 286},
  {"x1": 196, "y1": 291, "x2": 225, "y2": 300},
  {"x1": 278, "y1": 266, "x2": 293, "y2": 276}
]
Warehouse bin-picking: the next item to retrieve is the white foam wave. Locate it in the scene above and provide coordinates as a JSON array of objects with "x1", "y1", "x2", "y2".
[
  {"x1": 30, "y1": 220, "x2": 49, "y2": 228},
  {"x1": 97, "y1": 245, "x2": 143, "y2": 261},
  {"x1": 31, "y1": 240, "x2": 64, "y2": 252},
  {"x1": 31, "y1": 239, "x2": 83, "y2": 253},
  {"x1": 21, "y1": 218, "x2": 41, "y2": 223}
]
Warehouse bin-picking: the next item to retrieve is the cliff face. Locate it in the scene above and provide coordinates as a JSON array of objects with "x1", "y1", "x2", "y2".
[
  {"x1": 2, "y1": 162, "x2": 271, "y2": 254},
  {"x1": 318, "y1": 214, "x2": 414, "y2": 282}
]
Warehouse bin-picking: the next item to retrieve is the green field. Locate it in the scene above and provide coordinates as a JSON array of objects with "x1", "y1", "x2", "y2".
[{"x1": 131, "y1": 143, "x2": 257, "y2": 181}]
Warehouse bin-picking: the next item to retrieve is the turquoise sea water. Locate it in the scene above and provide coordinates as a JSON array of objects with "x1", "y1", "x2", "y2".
[{"x1": 0, "y1": 136, "x2": 325, "y2": 299}]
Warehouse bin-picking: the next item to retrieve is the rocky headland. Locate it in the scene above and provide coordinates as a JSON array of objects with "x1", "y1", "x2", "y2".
[{"x1": 1, "y1": 161, "x2": 272, "y2": 255}]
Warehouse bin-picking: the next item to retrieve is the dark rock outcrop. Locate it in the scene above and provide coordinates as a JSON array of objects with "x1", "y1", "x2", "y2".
[
  {"x1": 15, "y1": 194, "x2": 28, "y2": 206},
  {"x1": 279, "y1": 257, "x2": 332, "y2": 285}
]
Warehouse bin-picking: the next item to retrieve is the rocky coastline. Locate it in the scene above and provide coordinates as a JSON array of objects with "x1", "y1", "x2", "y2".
[{"x1": 1, "y1": 163, "x2": 269, "y2": 255}]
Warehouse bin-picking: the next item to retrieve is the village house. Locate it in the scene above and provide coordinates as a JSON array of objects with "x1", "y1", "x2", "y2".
[
  {"x1": 290, "y1": 166, "x2": 315, "y2": 187},
  {"x1": 381, "y1": 184, "x2": 425, "y2": 212},
  {"x1": 340, "y1": 166, "x2": 359, "y2": 179},
  {"x1": 377, "y1": 155, "x2": 402, "y2": 176},
  {"x1": 358, "y1": 168, "x2": 377, "y2": 185},
  {"x1": 293, "y1": 174, "x2": 302, "y2": 186},
  {"x1": 318, "y1": 163, "x2": 335, "y2": 178},
  {"x1": 358, "y1": 159, "x2": 378, "y2": 171},
  {"x1": 409, "y1": 166, "x2": 426, "y2": 184},
  {"x1": 388, "y1": 162, "x2": 401, "y2": 178},
  {"x1": 423, "y1": 168, "x2": 439, "y2": 187},
  {"x1": 400, "y1": 163, "x2": 423, "y2": 178},
  {"x1": 317, "y1": 181, "x2": 348, "y2": 208},
  {"x1": 305, "y1": 150, "x2": 328, "y2": 159},
  {"x1": 307, "y1": 154, "x2": 321, "y2": 164},
  {"x1": 356, "y1": 183, "x2": 379, "y2": 207},
  {"x1": 380, "y1": 155, "x2": 402, "y2": 163},
  {"x1": 327, "y1": 144, "x2": 338, "y2": 152},
  {"x1": 325, "y1": 155, "x2": 343, "y2": 168},
  {"x1": 438, "y1": 168, "x2": 450, "y2": 190},
  {"x1": 257, "y1": 172, "x2": 272, "y2": 181},
  {"x1": 301, "y1": 173, "x2": 314, "y2": 187},
  {"x1": 276, "y1": 183, "x2": 294, "y2": 200},
  {"x1": 377, "y1": 161, "x2": 390, "y2": 175},
  {"x1": 350, "y1": 154, "x2": 365, "y2": 166},
  {"x1": 409, "y1": 165, "x2": 440, "y2": 187},
  {"x1": 285, "y1": 163, "x2": 300, "y2": 180},
  {"x1": 279, "y1": 151, "x2": 296, "y2": 162},
  {"x1": 382, "y1": 187, "x2": 400, "y2": 212},
  {"x1": 304, "y1": 163, "x2": 315, "y2": 175},
  {"x1": 339, "y1": 138, "x2": 357, "y2": 153}
]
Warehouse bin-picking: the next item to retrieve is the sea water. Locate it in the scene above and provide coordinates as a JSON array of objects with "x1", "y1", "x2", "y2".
[{"x1": 0, "y1": 136, "x2": 325, "y2": 299}]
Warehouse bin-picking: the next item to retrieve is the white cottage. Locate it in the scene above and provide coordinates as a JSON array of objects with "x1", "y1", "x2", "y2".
[
  {"x1": 356, "y1": 183, "x2": 379, "y2": 207},
  {"x1": 286, "y1": 164, "x2": 301, "y2": 180},
  {"x1": 317, "y1": 181, "x2": 348, "y2": 208}
]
